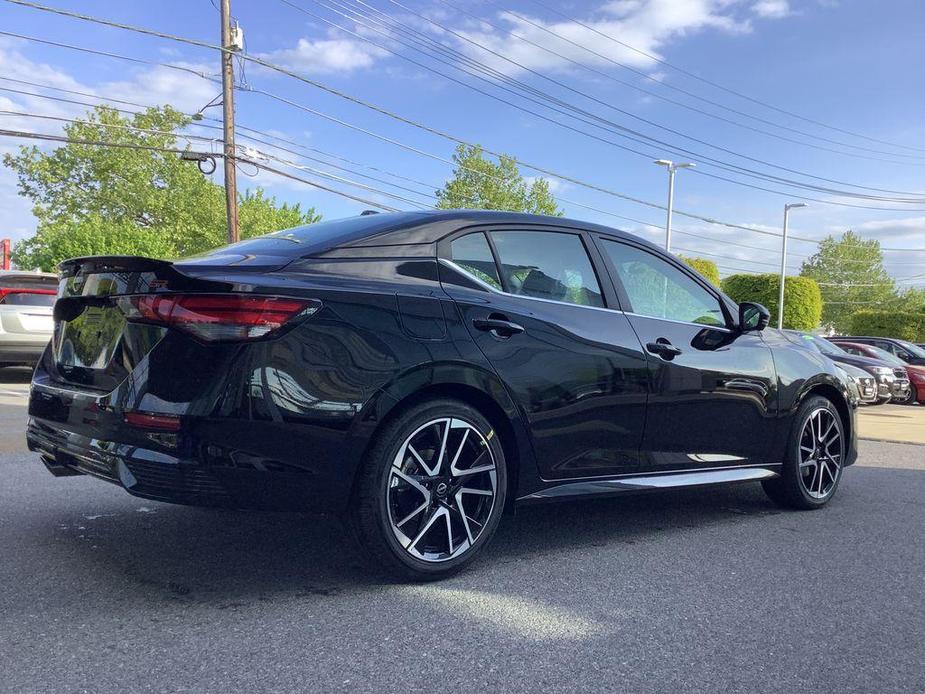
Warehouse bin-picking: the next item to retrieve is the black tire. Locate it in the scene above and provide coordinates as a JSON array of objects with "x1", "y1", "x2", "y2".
[
  {"x1": 762, "y1": 395, "x2": 845, "y2": 510},
  {"x1": 349, "y1": 398, "x2": 507, "y2": 581},
  {"x1": 893, "y1": 388, "x2": 916, "y2": 406}
]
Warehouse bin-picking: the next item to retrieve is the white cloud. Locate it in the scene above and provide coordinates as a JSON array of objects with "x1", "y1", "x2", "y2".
[
  {"x1": 852, "y1": 215, "x2": 925, "y2": 240},
  {"x1": 752, "y1": 0, "x2": 792, "y2": 19},
  {"x1": 259, "y1": 34, "x2": 389, "y2": 75},
  {"x1": 99, "y1": 64, "x2": 218, "y2": 115},
  {"x1": 448, "y1": 0, "x2": 754, "y2": 76}
]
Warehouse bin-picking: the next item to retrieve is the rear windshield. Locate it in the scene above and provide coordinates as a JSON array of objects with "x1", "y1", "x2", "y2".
[
  {"x1": 0, "y1": 292, "x2": 56, "y2": 306},
  {"x1": 860, "y1": 345, "x2": 905, "y2": 366},
  {"x1": 0, "y1": 275, "x2": 57, "y2": 291},
  {"x1": 193, "y1": 212, "x2": 427, "y2": 259}
]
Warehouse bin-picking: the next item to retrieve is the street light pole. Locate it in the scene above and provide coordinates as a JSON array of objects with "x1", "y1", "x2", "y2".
[
  {"x1": 777, "y1": 202, "x2": 808, "y2": 330},
  {"x1": 654, "y1": 160, "x2": 695, "y2": 252}
]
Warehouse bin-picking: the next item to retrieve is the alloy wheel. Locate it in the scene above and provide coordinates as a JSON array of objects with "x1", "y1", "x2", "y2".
[
  {"x1": 798, "y1": 407, "x2": 843, "y2": 499},
  {"x1": 387, "y1": 417, "x2": 497, "y2": 562}
]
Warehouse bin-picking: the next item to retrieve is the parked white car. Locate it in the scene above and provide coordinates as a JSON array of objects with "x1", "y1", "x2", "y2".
[{"x1": 0, "y1": 271, "x2": 57, "y2": 367}]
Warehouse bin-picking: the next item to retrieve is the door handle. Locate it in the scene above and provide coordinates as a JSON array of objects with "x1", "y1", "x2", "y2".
[
  {"x1": 472, "y1": 317, "x2": 525, "y2": 337},
  {"x1": 646, "y1": 339, "x2": 682, "y2": 359}
]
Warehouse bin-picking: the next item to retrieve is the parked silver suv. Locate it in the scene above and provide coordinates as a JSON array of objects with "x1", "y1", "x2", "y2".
[{"x1": 0, "y1": 271, "x2": 57, "y2": 367}]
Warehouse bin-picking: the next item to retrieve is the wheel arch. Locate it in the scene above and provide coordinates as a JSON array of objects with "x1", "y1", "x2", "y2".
[
  {"x1": 347, "y1": 363, "x2": 535, "y2": 510},
  {"x1": 798, "y1": 378, "x2": 853, "y2": 448}
]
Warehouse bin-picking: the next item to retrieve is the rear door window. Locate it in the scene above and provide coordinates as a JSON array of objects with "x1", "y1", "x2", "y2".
[
  {"x1": 448, "y1": 232, "x2": 502, "y2": 290},
  {"x1": 488, "y1": 230, "x2": 604, "y2": 308}
]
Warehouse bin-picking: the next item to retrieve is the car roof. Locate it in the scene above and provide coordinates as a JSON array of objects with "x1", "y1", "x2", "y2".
[
  {"x1": 212, "y1": 210, "x2": 653, "y2": 259},
  {"x1": 340, "y1": 209, "x2": 648, "y2": 247},
  {"x1": 832, "y1": 336, "x2": 897, "y2": 343}
]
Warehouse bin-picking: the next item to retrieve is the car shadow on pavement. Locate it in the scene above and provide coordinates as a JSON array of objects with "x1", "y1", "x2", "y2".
[{"x1": 25, "y1": 480, "x2": 785, "y2": 602}]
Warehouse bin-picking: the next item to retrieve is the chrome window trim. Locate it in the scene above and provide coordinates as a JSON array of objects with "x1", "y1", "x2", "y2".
[
  {"x1": 623, "y1": 311, "x2": 733, "y2": 333},
  {"x1": 440, "y1": 260, "x2": 735, "y2": 330},
  {"x1": 439, "y1": 258, "x2": 618, "y2": 314}
]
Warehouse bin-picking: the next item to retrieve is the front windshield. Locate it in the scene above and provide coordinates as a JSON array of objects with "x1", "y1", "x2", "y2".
[
  {"x1": 813, "y1": 337, "x2": 847, "y2": 356},
  {"x1": 896, "y1": 340, "x2": 925, "y2": 358},
  {"x1": 797, "y1": 333, "x2": 846, "y2": 357},
  {"x1": 861, "y1": 345, "x2": 905, "y2": 366}
]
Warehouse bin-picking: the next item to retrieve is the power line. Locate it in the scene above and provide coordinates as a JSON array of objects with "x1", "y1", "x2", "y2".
[
  {"x1": 512, "y1": 0, "x2": 925, "y2": 157},
  {"x1": 2, "y1": 14, "x2": 923, "y2": 253},
  {"x1": 4, "y1": 110, "x2": 922, "y2": 284},
  {"x1": 10, "y1": 0, "x2": 925, "y2": 212},
  {"x1": 356, "y1": 0, "x2": 925, "y2": 185},
  {"x1": 0, "y1": 126, "x2": 405, "y2": 210},
  {"x1": 289, "y1": 0, "x2": 925, "y2": 205},
  {"x1": 0, "y1": 75, "x2": 440, "y2": 198},
  {"x1": 418, "y1": 0, "x2": 925, "y2": 166}
]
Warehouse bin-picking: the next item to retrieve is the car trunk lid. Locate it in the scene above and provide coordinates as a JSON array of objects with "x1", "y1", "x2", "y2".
[{"x1": 52, "y1": 256, "x2": 235, "y2": 391}]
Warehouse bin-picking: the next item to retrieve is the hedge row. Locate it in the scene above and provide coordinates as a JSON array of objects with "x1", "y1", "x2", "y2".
[
  {"x1": 721, "y1": 273, "x2": 822, "y2": 330},
  {"x1": 678, "y1": 256, "x2": 721, "y2": 287},
  {"x1": 849, "y1": 311, "x2": 925, "y2": 341}
]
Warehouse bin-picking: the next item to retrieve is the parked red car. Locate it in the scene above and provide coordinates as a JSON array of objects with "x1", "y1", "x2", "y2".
[{"x1": 832, "y1": 341, "x2": 924, "y2": 405}]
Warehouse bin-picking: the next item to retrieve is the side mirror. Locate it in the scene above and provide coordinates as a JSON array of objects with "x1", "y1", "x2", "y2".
[{"x1": 739, "y1": 302, "x2": 770, "y2": 332}]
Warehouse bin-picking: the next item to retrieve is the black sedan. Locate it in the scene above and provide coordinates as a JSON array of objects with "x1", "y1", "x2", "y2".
[{"x1": 27, "y1": 211, "x2": 858, "y2": 579}]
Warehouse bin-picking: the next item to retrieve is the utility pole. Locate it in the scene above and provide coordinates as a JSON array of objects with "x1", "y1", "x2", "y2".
[
  {"x1": 653, "y1": 159, "x2": 695, "y2": 252},
  {"x1": 777, "y1": 202, "x2": 808, "y2": 330},
  {"x1": 220, "y1": 0, "x2": 239, "y2": 244}
]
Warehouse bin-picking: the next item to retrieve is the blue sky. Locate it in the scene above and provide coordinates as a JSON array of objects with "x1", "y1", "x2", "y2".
[{"x1": 0, "y1": 0, "x2": 923, "y2": 282}]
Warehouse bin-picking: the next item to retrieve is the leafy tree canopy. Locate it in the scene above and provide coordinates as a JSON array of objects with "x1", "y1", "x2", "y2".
[
  {"x1": 799, "y1": 230, "x2": 894, "y2": 332},
  {"x1": 435, "y1": 144, "x2": 562, "y2": 216},
  {"x1": 3, "y1": 105, "x2": 321, "y2": 271}
]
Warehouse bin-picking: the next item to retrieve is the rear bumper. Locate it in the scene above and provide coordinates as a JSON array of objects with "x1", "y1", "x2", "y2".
[{"x1": 27, "y1": 416, "x2": 348, "y2": 511}]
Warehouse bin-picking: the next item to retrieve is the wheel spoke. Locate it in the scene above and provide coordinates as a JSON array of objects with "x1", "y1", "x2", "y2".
[
  {"x1": 817, "y1": 462, "x2": 828, "y2": 494},
  {"x1": 395, "y1": 500, "x2": 429, "y2": 527},
  {"x1": 408, "y1": 506, "x2": 448, "y2": 552},
  {"x1": 460, "y1": 487, "x2": 493, "y2": 496},
  {"x1": 448, "y1": 427, "x2": 470, "y2": 476},
  {"x1": 391, "y1": 468, "x2": 430, "y2": 500},
  {"x1": 453, "y1": 448, "x2": 495, "y2": 477},
  {"x1": 407, "y1": 444, "x2": 437, "y2": 477},
  {"x1": 431, "y1": 418, "x2": 452, "y2": 476},
  {"x1": 454, "y1": 491, "x2": 475, "y2": 545},
  {"x1": 444, "y1": 505, "x2": 454, "y2": 555},
  {"x1": 819, "y1": 417, "x2": 835, "y2": 444}
]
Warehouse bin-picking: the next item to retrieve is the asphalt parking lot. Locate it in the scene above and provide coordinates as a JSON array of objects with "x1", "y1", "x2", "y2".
[{"x1": 1, "y1": 368, "x2": 923, "y2": 693}]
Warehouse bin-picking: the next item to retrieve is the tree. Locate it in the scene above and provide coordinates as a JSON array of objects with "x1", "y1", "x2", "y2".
[
  {"x1": 799, "y1": 230, "x2": 895, "y2": 332},
  {"x1": 678, "y1": 255, "x2": 720, "y2": 287},
  {"x1": 435, "y1": 144, "x2": 562, "y2": 215},
  {"x1": 4, "y1": 105, "x2": 321, "y2": 271},
  {"x1": 722, "y1": 273, "x2": 823, "y2": 330}
]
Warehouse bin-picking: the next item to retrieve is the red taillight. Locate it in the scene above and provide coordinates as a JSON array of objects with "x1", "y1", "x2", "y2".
[
  {"x1": 118, "y1": 294, "x2": 319, "y2": 341},
  {"x1": 124, "y1": 411, "x2": 182, "y2": 431}
]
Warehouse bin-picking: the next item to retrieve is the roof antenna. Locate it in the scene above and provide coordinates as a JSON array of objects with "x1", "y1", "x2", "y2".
[{"x1": 360, "y1": 209, "x2": 381, "y2": 216}]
